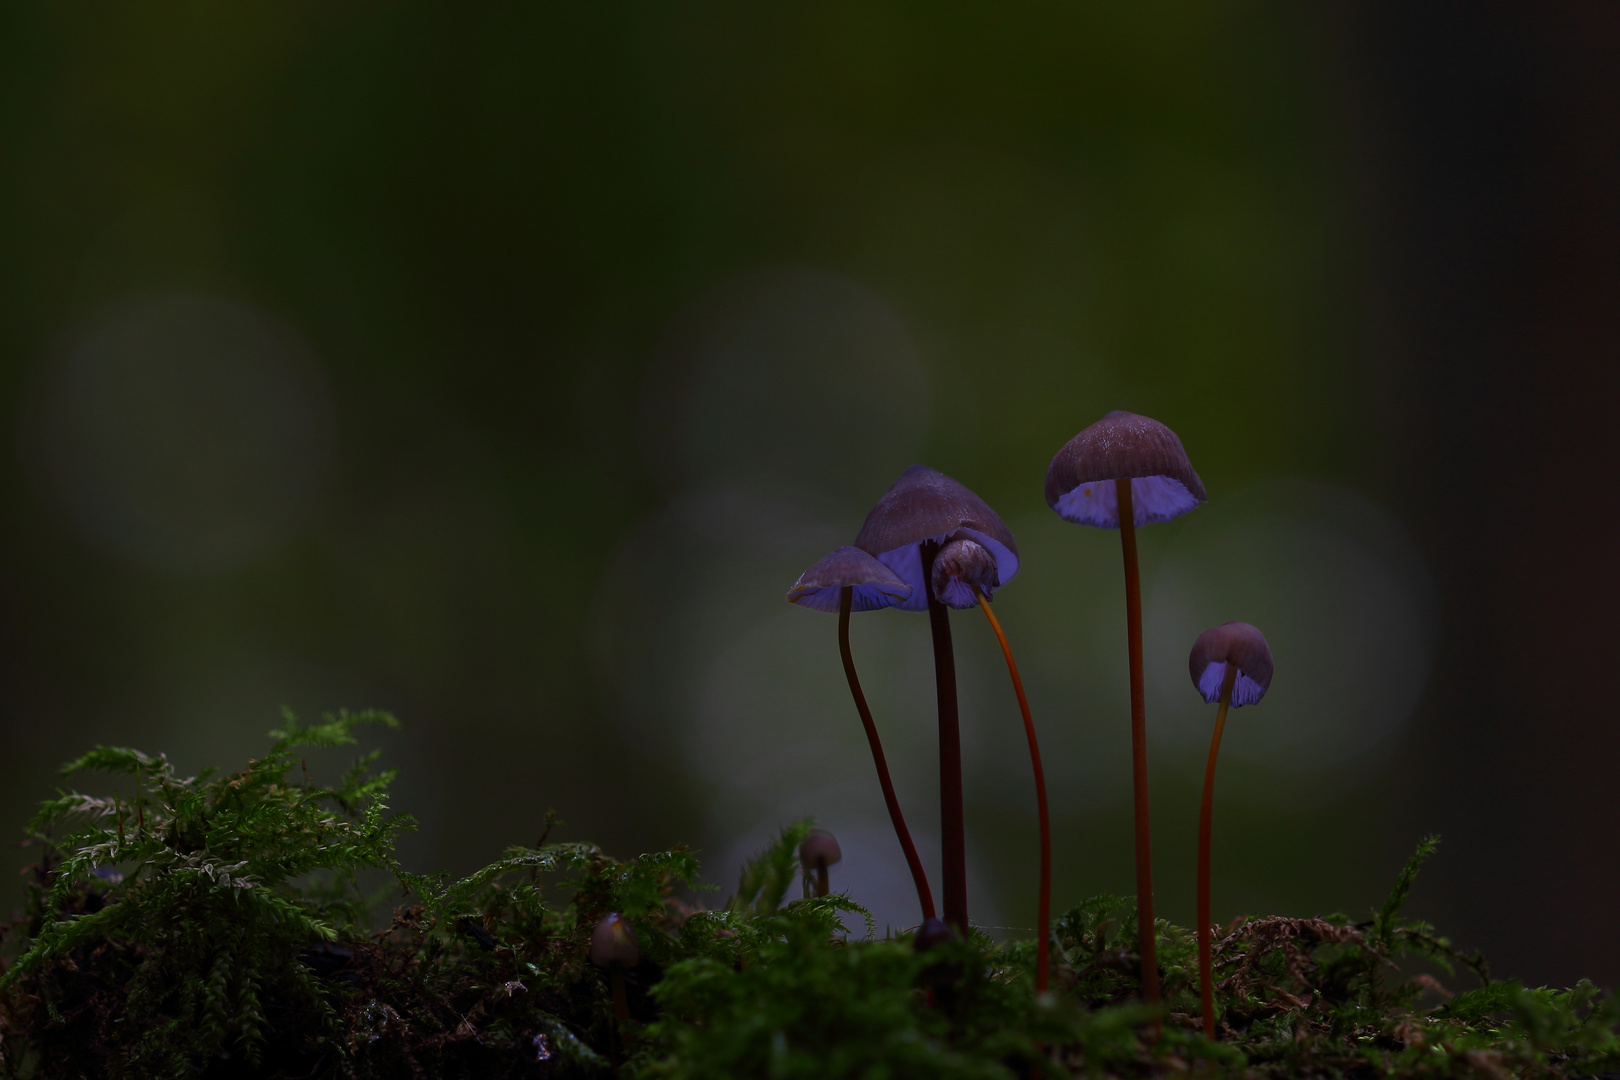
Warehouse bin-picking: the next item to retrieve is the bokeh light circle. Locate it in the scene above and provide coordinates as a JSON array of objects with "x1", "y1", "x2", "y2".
[
  {"x1": 23, "y1": 293, "x2": 332, "y2": 574},
  {"x1": 640, "y1": 265, "x2": 928, "y2": 504},
  {"x1": 1143, "y1": 480, "x2": 1436, "y2": 776}
]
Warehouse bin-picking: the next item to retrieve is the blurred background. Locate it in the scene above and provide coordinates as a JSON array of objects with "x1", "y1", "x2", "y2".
[{"x1": 1, "y1": 4, "x2": 1615, "y2": 987}]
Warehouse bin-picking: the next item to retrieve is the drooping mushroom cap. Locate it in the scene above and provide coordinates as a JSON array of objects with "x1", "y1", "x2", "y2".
[
  {"x1": 855, "y1": 465, "x2": 1019, "y2": 612},
  {"x1": 798, "y1": 829, "x2": 843, "y2": 870},
  {"x1": 929, "y1": 537, "x2": 1000, "y2": 609},
  {"x1": 786, "y1": 546, "x2": 913, "y2": 612},
  {"x1": 1188, "y1": 621, "x2": 1273, "y2": 707},
  {"x1": 1045, "y1": 411, "x2": 1207, "y2": 528},
  {"x1": 590, "y1": 912, "x2": 641, "y2": 968}
]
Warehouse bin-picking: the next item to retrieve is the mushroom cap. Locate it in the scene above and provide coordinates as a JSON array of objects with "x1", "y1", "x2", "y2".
[
  {"x1": 1188, "y1": 621, "x2": 1273, "y2": 706},
  {"x1": 786, "y1": 546, "x2": 914, "y2": 612},
  {"x1": 929, "y1": 537, "x2": 1000, "y2": 609},
  {"x1": 589, "y1": 912, "x2": 641, "y2": 968},
  {"x1": 798, "y1": 829, "x2": 843, "y2": 870},
  {"x1": 1045, "y1": 411, "x2": 1207, "y2": 528},
  {"x1": 854, "y1": 465, "x2": 1019, "y2": 612}
]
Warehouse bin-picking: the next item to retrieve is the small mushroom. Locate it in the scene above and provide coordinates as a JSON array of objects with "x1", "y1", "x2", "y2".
[
  {"x1": 1187, "y1": 622, "x2": 1273, "y2": 1040},
  {"x1": 911, "y1": 916, "x2": 955, "y2": 954},
  {"x1": 927, "y1": 536, "x2": 1001, "y2": 608},
  {"x1": 798, "y1": 829, "x2": 843, "y2": 898},
  {"x1": 931, "y1": 537, "x2": 1053, "y2": 994},
  {"x1": 1045, "y1": 411, "x2": 1206, "y2": 1009},
  {"x1": 786, "y1": 545, "x2": 913, "y2": 612},
  {"x1": 787, "y1": 547, "x2": 935, "y2": 921},
  {"x1": 590, "y1": 912, "x2": 640, "y2": 1039},
  {"x1": 856, "y1": 466, "x2": 1019, "y2": 936}
]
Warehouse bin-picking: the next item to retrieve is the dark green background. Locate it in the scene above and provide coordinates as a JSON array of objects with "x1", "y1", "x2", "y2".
[{"x1": 2, "y1": 4, "x2": 1614, "y2": 989}]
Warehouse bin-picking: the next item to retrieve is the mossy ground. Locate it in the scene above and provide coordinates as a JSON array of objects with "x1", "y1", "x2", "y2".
[{"x1": 1, "y1": 714, "x2": 1615, "y2": 1079}]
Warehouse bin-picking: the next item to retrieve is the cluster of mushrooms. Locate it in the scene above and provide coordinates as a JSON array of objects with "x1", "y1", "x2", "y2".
[
  {"x1": 586, "y1": 411, "x2": 1274, "y2": 1039},
  {"x1": 779, "y1": 410, "x2": 1276, "y2": 1038}
]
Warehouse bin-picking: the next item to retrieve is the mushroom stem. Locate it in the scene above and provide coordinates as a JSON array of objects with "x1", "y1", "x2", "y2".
[
  {"x1": 814, "y1": 864, "x2": 830, "y2": 898},
  {"x1": 611, "y1": 968, "x2": 630, "y2": 1023},
  {"x1": 610, "y1": 968, "x2": 631, "y2": 1054},
  {"x1": 1115, "y1": 477, "x2": 1160, "y2": 1008},
  {"x1": 920, "y1": 540, "x2": 968, "y2": 935},
  {"x1": 838, "y1": 586, "x2": 937, "y2": 920},
  {"x1": 1198, "y1": 664, "x2": 1238, "y2": 1040},
  {"x1": 971, "y1": 585, "x2": 1051, "y2": 995}
]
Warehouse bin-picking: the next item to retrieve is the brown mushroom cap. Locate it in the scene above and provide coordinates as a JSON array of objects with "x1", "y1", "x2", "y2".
[
  {"x1": 786, "y1": 545, "x2": 914, "y2": 612},
  {"x1": 589, "y1": 912, "x2": 641, "y2": 968},
  {"x1": 798, "y1": 829, "x2": 843, "y2": 870},
  {"x1": 855, "y1": 465, "x2": 1019, "y2": 611},
  {"x1": 1045, "y1": 411, "x2": 1207, "y2": 528},
  {"x1": 929, "y1": 537, "x2": 1000, "y2": 609},
  {"x1": 1188, "y1": 621, "x2": 1273, "y2": 706}
]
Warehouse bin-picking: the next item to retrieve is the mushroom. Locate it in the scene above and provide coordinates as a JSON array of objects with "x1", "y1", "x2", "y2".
[
  {"x1": 930, "y1": 537, "x2": 1053, "y2": 994},
  {"x1": 787, "y1": 546, "x2": 936, "y2": 920},
  {"x1": 798, "y1": 829, "x2": 843, "y2": 898},
  {"x1": 1045, "y1": 410, "x2": 1206, "y2": 1008},
  {"x1": 590, "y1": 912, "x2": 641, "y2": 1041},
  {"x1": 855, "y1": 466, "x2": 1019, "y2": 935},
  {"x1": 1188, "y1": 621, "x2": 1273, "y2": 1039}
]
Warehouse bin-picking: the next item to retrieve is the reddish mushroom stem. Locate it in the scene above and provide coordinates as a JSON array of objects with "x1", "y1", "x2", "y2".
[
  {"x1": 610, "y1": 969, "x2": 630, "y2": 1029},
  {"x1": 839, "y1": 587, "x2": 937, "y2": 921},
  {"x1": 971, "y1": 585, "x2": 1051, "y2": 994},
  {"x1": 1198, "y1": 664, "x2": 1238, "y2": 1039},
  {"x1": 1116, "y1": 477, "x2": 1160, "y2": 1009},
  {"x1": 920, "y1": 540, "x2": 968, "y2": 935}
]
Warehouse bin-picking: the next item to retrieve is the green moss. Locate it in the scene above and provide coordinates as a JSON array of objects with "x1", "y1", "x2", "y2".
[{"x1": 1, "y1": 720, "x2": 1615, "y2": 1079}]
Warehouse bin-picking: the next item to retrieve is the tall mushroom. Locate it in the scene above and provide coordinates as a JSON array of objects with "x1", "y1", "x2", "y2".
[
  {"x1": 930, "y1": 537, "x2": 1053, "y2": 993},
  {"x1": 787, "y1": 546, "x2": 935, "y2": 920},
  {"x1": 855, "y1": 465, "x2": 1019, "y2": 935},
  {"x1": 1045, "y1": 411, "x2": 1206, "y2": 1007},
  {"x1": 1187, "y1": 621, "x2": 1273, "y2": 1039}
]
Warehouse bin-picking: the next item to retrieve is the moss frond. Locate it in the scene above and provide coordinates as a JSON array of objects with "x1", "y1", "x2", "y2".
[{"x1": 2, "y1": 729, "x2": 1616, "y2": 1080}]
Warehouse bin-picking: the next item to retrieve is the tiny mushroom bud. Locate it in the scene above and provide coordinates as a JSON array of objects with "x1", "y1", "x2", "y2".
[
  {"x1": 798, "y1": 828, "x2": 843, "y2": 870},
  {"x1": 929, "y1": 538, "x2": 1000, "y2": 609},
  {"x1": 1187, "y1": 622, "x2": 1273, "y2": 1041},
  {"x1": 1189, "y1": 622, "x2": 1274, "y2": 707},
  {"x1": 1044, "y1": 410, "x2": 1207, "y2": 1011},
  {"x1": 786, "y1": 546, "x2": 935, "y2": 922},
  {"x1": 799, "y1": 829, "x2": 843, "y2": 898},
  {"x1": 590, "y1": 912, "x2": 640, "y2": 970},
  {"x1": 592, "y1": 912, "x2": 639, "y2": 1041}
]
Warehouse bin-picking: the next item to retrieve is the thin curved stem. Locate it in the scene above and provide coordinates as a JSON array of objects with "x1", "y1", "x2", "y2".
[
  {"x1": 972, "y1": 585, "x2": 1051, "y2": 994},
  {"x1": 839, "y1": 586, "x2": 937, "y2": 921},
  {"x1": 1199, "y1": 665, "x2": 1238, "y2": 1040},
  {"x1": 920, "y1": 541, "x2": 968, "y2": 935},
  {"x1": 1116, "y1": 477, "x2": 1159, "y2": 1008}
]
